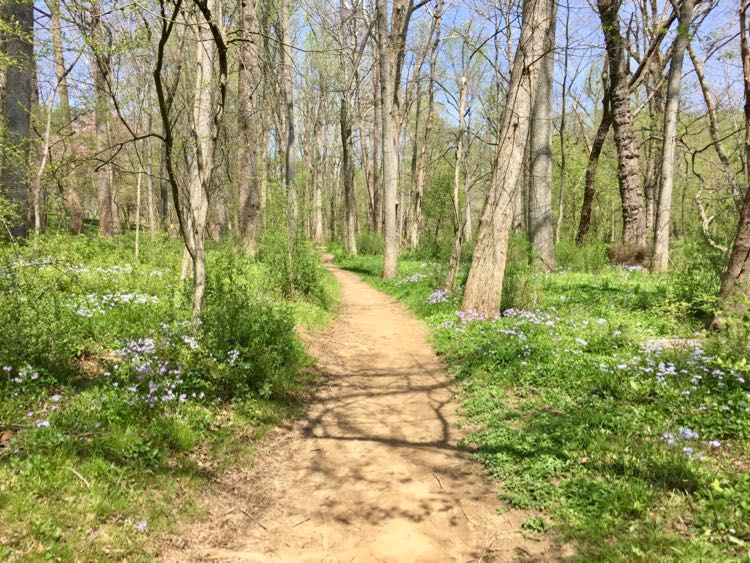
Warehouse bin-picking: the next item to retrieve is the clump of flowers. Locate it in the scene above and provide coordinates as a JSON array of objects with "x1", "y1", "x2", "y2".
[
  {"x1": 69, "y1": 292, "x2": 160, "y2": 317},
  {"x1": 396, "y1": 273, "x2": 426, "y2": 285},
  {"x1": 427, "y1": 289, "x2": 449, "y2": 304}
]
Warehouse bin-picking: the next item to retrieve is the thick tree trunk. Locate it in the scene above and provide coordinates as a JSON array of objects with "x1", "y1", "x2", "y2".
[
  {"x1": 186, "y1": 1, "x2": 218, "y2": 316},
  {"x1": 462, "y1": 0, "x2": 555, "y2": 314},
  {"x1": 652, "y1": 0, "x2": 695, "y2": 273},
  {"x1": 716, "y1": 2, "x2": 750, "y2": 319},
  {"x1": 237, "y1": 0, "x2": 261, "y2": 254},
  {"x1": 527, "y1": 2, "x2": 557, "y2": 270},
  {"x1": 597, "y1": 0, "x2": 647, "y2": 250},
  {"x1": 1, "y1": 0, "x2": 33, "y2": 238},
  {"x1": 341, "y1": 96, "x2": 357, "y2": 255},
  {"x1": 376, "y1": 0, "x2": 413, "y2": 279},
  {"x1": 377, "y1": 0, "x2": 396, "y2": 277}
]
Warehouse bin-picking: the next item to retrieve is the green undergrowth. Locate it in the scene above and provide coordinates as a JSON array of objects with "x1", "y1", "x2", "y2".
[
  {"x1": 0, "y1": 233, "x2": 337, "y2": 561},
  {"x1": 335, "y1": 248, "x2": 750, "y2": 561}
]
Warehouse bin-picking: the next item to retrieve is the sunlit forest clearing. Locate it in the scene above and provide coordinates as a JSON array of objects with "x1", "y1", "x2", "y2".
[{"x1": 1, "y1": 0, "x2": 750, "y2": 559}]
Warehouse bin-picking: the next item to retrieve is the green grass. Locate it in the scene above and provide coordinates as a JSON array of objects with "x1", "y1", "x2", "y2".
[
  {"x1": 335, "y1": 250, "x2": 750, "y2": 561},
  {"x1": 0, "y1": 233, "x2": 337, "y2": 561}
]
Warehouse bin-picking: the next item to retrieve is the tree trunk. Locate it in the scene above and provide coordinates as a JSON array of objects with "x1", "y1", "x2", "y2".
[
  {"x1": 377, "y1": 0, "x2": 396, "y2": 277},
  {"x1": 237, "y1": 0, "x2": 261, "y2": 254},
  {"x1": 280, "y1": 0, "x2": 297, "y2": 232},
  {"x1": 341, "y1": 96, "x2": 357, "y2": 254},
  {"x1": 49, "y1": 0, "x2": 84, "y2": 233},
  {"x1": 376, "y1": 0, "x2": 413, "y2": 279},
  {"x1": 410, "y1": 0, "x2": 442, "y2": 249},
  {"x1": 652, "y1": 0, "x2": 695, "y2": 273},
  {"x1": 576, "y1": 10, "x2": 676, "y2": 245},
  {"x1": 527, "y1": 1, "x2": 557, "y2": 270},
  {"x1": 445, "y1": 76, "x2": 468, "y2": 291},
  {"x1": 186, "y1": 2, "x2": 216, "y2": 315},
  {"x1": 92, "y1": 0, "x2": 114, "y2": 236},
  {"x1": 597, "y1": 0, "x2": 647, "y2": 250},
  {"x1": 1, "y1": 0, "x2": 33, "y2": 239},
  {"x1": 372, "y1": 63, "x2": 382, "y2": 233},
  {"x1": 462, "y1": 0, "x2": 555, "y2": 314},
  {"x1": 715, "y1": 2, "x2": 750, "y2": 319}
]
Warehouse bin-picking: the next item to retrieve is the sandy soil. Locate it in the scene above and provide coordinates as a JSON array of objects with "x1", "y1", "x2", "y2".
[{"x1": 160, "y1": 261, "x2": 568, "y2": 562}]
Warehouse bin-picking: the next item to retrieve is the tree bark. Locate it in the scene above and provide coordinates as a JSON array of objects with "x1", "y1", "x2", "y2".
[
  {"x1": 237, "y1": 0, "x2": 261, "y2": 254},
  {"x1": 376, "y1": 0, "x2": 414, "y2": 279},
  {"x1": 1, "y1": 0, "x2": 33, "y2": 238},
  {"x1": 280, "y1": 0, "x2": 297, "y2": 231},
  {"x1": 48, "y1": 0, "x2": 84, "y2": 233},
  {"x1": 527, "y1": 1, "x2": 557, "y2": 270},
  {"x1": 92, "y1": 0, "x2": 115, "y2": 236},
  {"x1": 652, "y1": 0, "x2": 695, "y2": 273},
  {"x1": 715, "y1": 1, "x2": 750, "y2": 319},
  {"x1": 462, "y1": 0, "x2": 555, "y2": 314},
  {"x1": 597, "y1": 0, "x2": 647, "y2": 250},
  {"x1": 445, "y1": 76, "x2": 468, "y2": 291},
  {"x1": 341, "y1": 96, "x2": 357, "y2": 255},
  {"x1": 410, "y1": 0, "x2": 442, "y2": 249}
]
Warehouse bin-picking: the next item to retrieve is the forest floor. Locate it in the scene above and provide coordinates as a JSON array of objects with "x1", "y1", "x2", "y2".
[{"x1": 161, "y1": 257, "x2": 567, "y2": 561}]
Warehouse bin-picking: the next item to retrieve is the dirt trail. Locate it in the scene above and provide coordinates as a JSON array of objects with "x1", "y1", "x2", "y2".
[{"x1": 162, "y1": 261, "x2": 563, "y2": 562}]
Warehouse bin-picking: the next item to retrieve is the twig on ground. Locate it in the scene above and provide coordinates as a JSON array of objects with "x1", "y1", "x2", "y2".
[
  {"x1": 432, "y1": 472, "x2": 444, "y2": 489},
  {"x1": 292, "y1": 516, "x2": 311, "y2": 528},
  {"x1": 240, "y1": 508, "x2": 268, "y2": 530}
]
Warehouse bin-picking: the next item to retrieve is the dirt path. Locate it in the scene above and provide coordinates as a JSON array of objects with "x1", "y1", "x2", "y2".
[{"x1": 162, "y1": 262, "x2": 563, "y2": 562}]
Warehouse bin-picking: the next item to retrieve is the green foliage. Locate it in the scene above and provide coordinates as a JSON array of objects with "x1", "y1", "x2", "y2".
[
  {"x1": 202, "y1": 253, "x2": 303, "y2": 398},
  {"x1": 257, "y1": 184, "x2": 329, "y2": 306},
  {"x1": 555, "y1": 239, "x2": 609, "y2": 273},
  {"x1": 0, "y1": 232, "x2": 333, "y2": 559},
  {"x1": 501, "y1": 234, "x2": 544, "y2": 311},
  {"x1": 337, "y1": 252, "x2": 750, "y2": 560},
  {"x1": 666, "y1": 240, "x2": 726, "y2": 321},
  {"x1": 355, "y1": 230, "x2": 384, "y2": 255}
]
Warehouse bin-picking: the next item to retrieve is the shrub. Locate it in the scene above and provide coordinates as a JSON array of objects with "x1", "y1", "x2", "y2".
[
  {"x1": 666, "y1": 241, "x2": 724, "y2": 321},
  {"x1": 355, "y1": 230, "x2": 384, "y2": 255},
  {"x1": 258, "y1": 228, "x2": 328, "y2": 306},
  {"x1": 502, "y1": 234, "x2": 544, "y2": 311},
  {"x1": 201, "y1": 254, "x2": 303, "y2": 398},
  {"x1": 555, "y1": 239, "x2": 608, "y2": 272}
]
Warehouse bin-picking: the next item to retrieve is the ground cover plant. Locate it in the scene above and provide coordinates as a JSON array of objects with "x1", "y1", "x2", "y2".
[
  {"x1": 0, "y1": 233, "x2": 335, "y2": 561},
  {"x1": 335, "y1": 243, "x2": 750, "y2": 561}
]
